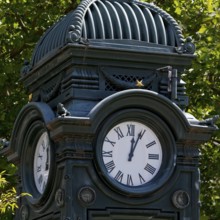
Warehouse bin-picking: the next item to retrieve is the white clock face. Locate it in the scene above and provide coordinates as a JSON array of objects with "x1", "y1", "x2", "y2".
[
  {"x1": 102, "y1": 121, "x2": 162, "y2": 187},
  {"x1": 33, "y1": 132, "x2": 51, "y2": 194}
]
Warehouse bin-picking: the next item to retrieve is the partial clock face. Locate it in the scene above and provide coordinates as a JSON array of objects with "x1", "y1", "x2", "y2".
[
  {"x1": 101, "y1": 121, "x2": 162, "y2": 187},
  {"x1": 33, "y1": 131, "x2": 51, "y2": 194}
]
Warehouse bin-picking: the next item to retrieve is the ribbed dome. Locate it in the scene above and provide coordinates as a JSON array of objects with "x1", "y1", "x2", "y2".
[
  {"x1": 30, "y1": 0, "x2": 185, "y2": 70},
  {"x1": 81, "y1": 1, "x2": 183, "y2": 44}
]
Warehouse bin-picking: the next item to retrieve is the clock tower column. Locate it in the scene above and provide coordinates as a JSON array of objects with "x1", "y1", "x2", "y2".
[{"x1": 1, "y1": 0, "x2": 218, "y2": 219}]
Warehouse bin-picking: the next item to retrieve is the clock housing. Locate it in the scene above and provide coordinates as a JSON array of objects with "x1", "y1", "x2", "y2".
[
  {"x1": 21, "y1": 120, "x2": 54, "y2": 205},
  {"x1": 95, "y1": 109, "x2": 176, "y2": 196}
]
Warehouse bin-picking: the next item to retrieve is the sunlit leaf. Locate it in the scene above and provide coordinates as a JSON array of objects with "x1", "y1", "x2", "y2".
[
  {"x1": 0, "y1": 24, "x2": 7, "y2": 35},
  {"x1": 175, "y1": 7, "x2": 181, "y2": 15},
  {"x1": 207, "y1": 0, "x2": 213, "y2": 12},
  {"x1": 198, "y1": 25, "x2": 207, "y2": 34}
]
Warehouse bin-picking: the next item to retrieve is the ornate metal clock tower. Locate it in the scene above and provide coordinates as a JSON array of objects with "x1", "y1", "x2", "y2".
[{"x1": 2, "y1": 0, "x2": 218, "y2": 219}]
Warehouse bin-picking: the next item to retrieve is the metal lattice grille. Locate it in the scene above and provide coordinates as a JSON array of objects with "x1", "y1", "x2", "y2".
[{"x1": 105, "y1": 74, "x2": 144, "y2": 91}]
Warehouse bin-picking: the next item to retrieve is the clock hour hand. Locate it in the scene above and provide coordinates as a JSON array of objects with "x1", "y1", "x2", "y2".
[
  {"x1": 45, "y1": 147, "x2": 49, "y2": 171},
  {"x1": 128, "y1": 131, "x2": 142, "y2": 161}
]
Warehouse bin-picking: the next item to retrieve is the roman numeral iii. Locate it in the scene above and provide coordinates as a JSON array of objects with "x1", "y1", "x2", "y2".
[{"x1": 148, "y1": 154, "x2": 159, "y2": 160}]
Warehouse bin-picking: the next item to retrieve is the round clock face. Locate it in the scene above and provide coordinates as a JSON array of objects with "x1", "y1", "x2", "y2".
[
  {"x1": 101, "y1": 121, "x2": 162, "y2": 187},
  {"x1": 33, "y1": 131, "x2": 51, "y2": 194}
]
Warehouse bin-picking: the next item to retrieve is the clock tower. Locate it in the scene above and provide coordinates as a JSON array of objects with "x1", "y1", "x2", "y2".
[{"x1": 1, "y1": 0, "x2": 218, "y2": 219}]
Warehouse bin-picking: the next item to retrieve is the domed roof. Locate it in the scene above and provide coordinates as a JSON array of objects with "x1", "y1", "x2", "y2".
[{"x1": 30, "y1": 0, "x2": 186, "y2": 70}]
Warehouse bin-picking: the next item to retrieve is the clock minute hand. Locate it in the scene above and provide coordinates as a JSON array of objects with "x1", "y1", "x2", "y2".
[
  {"x1": 128, "y1": 131, "x2": 142, "y2": 161},
  {"x1": 45, "y1": 147, "x2": 49, "y2": 171}
]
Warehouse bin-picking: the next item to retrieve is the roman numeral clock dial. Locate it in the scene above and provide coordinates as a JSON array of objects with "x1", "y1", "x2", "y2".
[
  {"x1": 100, "y1": 121, "x2": 163, "y2": 191},
  {"x1": 33, "y1": 132, "x2": 51, "y2": 195}
]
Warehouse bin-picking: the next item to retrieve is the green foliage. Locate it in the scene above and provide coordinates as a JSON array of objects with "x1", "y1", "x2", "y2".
[
  {"x1": 0, "y1": 1, "x2": 78, "y2": 219},
  {"x1": 0, "y1": 0, "x2": 78, "y2": 138},
  {"x1": 0, "y1": 0, "x2": 220, "y2": 219},
  {"x1": 200, "y1": 141, "x2": 220, "y2": 219},
  {"x1": 0, "y1": 171, "x2": 7, "y2": 188},
  {"x1": 0, "y1": 170, "x2": 17, "y2": 218},
  {"x1": 0, "y1": 170, "x2": 31, "y2": 219}
]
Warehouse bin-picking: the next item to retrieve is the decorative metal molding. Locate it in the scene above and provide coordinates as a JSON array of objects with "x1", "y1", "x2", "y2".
[
  {"x1": 138, "y1": 1, "x2": 185, "y2": 45},
  {"x1": 56, "y1": 150, "x2": 93, "y2": 162},
  {"x1": 175, "y1": 37, "x2": 196, "y2": 54},
  {"x1": 188, "y1": 115, "x2": 219, "y2": 128},
  {"x1": 19, "y1": 205, "x2": 29, "y2": 220},
  {"x1": 20, "y1": 60, "x2": 31, "y2": 77},
  {"x1": 55, "y1": 188, "x2": 65, "y2": 207},
  {"x1": 66, "y1": 0, "x2": 92, "y2": 43},
  {"x1": 78, "y1": 186, "x2": 96, "y2": 206},
  {"x1": 172, "y1": 190, "x2": 190, "y2": 209},
  {"x1": 61, "y1": 67, "x2": 99, "y2": 91},
  {"x1": 88, "y1": 208, "x2": 178, "y2": 219},
  {"x1": 3, "y1": 102, "x2": 55, "y2": 163},
  {"x1": 101, "y1": 67, "x2": 156, "y2": 90},
  {"x1": 177, "y1": 146, "x2": 200, "y2": 160},
  {"x1": 157, "y1": 66, "x2": 189, "y2": 109},
  {"x1": 78, "y1": 0, "x2": 184, "y2": 46},
  {"x1": 57, "y1": 103, "x2": 71, "y2": 117},
  {"x1": 29, "y1": 0, "x2": 190, "y2": 70},
  {"x1": 40, "y1": 74, "x2": 62, "y2": 102},
  {"x1": 198, "y1": 115, "x2": 219, "y2": 127},
  {"x1": 183, "y1": 37, "x2": 196, "y2": 54}
]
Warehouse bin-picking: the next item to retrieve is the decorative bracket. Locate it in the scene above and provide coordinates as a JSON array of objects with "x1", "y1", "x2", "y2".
[
  {"x1": 57, "y1": 103, "x2": 71, "y2": 117},
  {"x1": 198, "y1": 115, "x2": 219, "y2": 127},
  {"x1": 175, "y1": 37, "x2": 196, "y2": 54},
  {"x1": 157, "y1": 66, "x2": 178, "y2": 101}
]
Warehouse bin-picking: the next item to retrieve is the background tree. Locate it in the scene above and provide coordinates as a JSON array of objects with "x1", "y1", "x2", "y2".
[
  {"x1": 0, "y1": 0, "x2": 78, "y2": 218},
  {"x1": 0, "y1": 0, "x2": 219, "y2": 219}
]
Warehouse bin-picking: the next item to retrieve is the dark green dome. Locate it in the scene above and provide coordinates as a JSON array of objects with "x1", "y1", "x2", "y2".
[{"x1": 29, "y1": 0, "x2": 186, "y2": 71}]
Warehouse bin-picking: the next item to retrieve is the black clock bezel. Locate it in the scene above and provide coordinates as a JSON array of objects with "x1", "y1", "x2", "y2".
[
  {"x1": 95, "y1": 109, "x2": 176, "y2": 196},
  {"x1": 21, "y1": 120, "x2": 55, "y2": 205}
]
